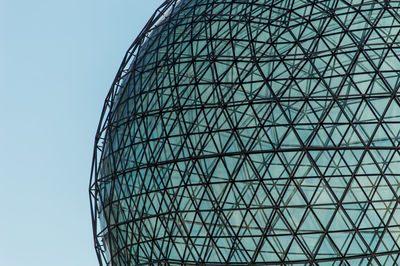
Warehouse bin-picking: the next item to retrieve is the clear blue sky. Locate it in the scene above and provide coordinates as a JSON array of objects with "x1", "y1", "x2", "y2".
[{"x1": 0, "y1": 1, "x2": 161, "y2": 265}]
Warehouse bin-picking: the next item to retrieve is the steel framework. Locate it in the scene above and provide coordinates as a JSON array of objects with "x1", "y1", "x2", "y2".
[{"x1": 90, "y1": 0, "x2": 400, "y2": 265}]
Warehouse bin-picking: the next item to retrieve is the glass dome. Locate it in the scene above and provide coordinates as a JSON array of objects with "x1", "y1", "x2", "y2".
[{"x1": 90, "y1": 0, "x2": 400, "y2": 264}]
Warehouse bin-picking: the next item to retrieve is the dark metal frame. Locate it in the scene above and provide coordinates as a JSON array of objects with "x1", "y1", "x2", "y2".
[
  {"x1": 90, "y1": 0, "x2": 400, "y2": 265},
  {"x1": 89, "y1": 1, "x2": 181, "y2": 265}
]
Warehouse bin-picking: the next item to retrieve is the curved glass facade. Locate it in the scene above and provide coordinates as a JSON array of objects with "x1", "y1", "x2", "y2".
[{"x1": 91, "y1": 0, "x2": 400, "y2": 264}]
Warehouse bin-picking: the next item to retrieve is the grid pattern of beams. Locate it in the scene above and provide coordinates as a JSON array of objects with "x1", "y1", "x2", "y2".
[{"x1": 90, "y1": 0, "x2": 400, "y2": 265}]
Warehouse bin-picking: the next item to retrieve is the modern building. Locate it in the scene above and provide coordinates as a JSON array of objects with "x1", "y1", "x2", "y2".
[{"x1": 90, "y1": 0, "x2": 400, "y2": 264}]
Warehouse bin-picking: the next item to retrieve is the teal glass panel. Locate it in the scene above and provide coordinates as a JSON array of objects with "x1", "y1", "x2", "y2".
[{"x1": 91, "y1": 0, "x2": 400, "y2": 264}]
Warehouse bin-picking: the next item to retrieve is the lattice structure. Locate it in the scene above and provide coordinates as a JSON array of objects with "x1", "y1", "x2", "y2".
[{"x1": 90, "y1": 0, "x2": 400, "y2": 265}]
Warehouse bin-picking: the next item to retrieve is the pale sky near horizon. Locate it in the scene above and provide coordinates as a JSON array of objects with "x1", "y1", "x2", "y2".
[{"x1": 0, "y1": 1, "x2": 162, "y2": 265}]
